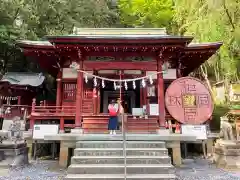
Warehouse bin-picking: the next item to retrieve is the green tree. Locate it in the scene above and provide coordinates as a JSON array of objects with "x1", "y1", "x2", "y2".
[
  {"x1": 0, "y1": 0, "x2": 27, "y2": 75},
  {"x1": 174, "y1": 0, "x2": 240, "y2": 101},
  {"x1": 118, "y1": 0, "x2": 176, "y2": 33},
  {"x1": 0, "y1": 0, "x2": 120, "y2": 75},
  {"x1": 118, "y1": 0, "x2": 239, "y2": 100},
  {"x1": 21, "y1": 0, "x2": 120, "y2": 39}
]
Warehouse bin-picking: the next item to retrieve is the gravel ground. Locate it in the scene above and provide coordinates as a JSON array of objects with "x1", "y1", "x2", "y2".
[
  {"x1": 176, "y1": 158, "x2": 240, "y2": 180},
  {"x1": 0, "y1": 159, "x2": 239, "y2": 180},
  {"x1": 0, "y1": 160, "x2": 66, "y2": 180}
]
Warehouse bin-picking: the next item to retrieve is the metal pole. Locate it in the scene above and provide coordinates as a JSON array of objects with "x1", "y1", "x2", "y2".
[
  {"x1": 122, "y1": 113, "x2": 126, "y2": 180},
  {"x1": 119, "y1": 71, "x2": 126, "y2": 180}
]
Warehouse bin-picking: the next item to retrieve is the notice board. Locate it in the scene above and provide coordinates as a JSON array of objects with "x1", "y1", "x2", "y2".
[
  {"x1": 33, "y1": 124, "x2": 59, "y2": 140},
  {"x1": 181, "y1": 125, "x2": 207, "y2": 140}
]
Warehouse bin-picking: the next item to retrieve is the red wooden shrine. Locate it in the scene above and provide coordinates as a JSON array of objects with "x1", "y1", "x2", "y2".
[
  {"x1": 17, "y1": 28, "x2": 222, "y2": 133},
  {"x1": 0, "y1": 72, "x2": 45, "y2": 119}
]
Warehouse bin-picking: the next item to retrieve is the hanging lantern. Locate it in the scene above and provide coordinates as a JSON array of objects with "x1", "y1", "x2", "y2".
[
  {"x1": 133, "y1": 81, "x2": 136, "y2": 89},
  {"x1": 93, "y1": 77, "x2": 97, "y2": 87},
  {"x1": 101, "y1": 80, "x2": 105, "y2": 88},
  {"x1": 124, "y1": 81, "x2": 128, "y2": 90},
  {"x1": 149, "y1": 76, "x2": 153, "y2": 85},
  {"x1": 142, "y1": 79, "x2": 146, "y2": 87},
  {"x1": 114, "y1": 81, "x2": 117, "y2": 90},
  {"x1": 84, "y1": 74, "x2": 88, "y2": 83}
]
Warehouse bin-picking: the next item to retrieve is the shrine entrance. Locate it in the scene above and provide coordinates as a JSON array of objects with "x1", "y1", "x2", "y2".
[{"x1": 100, "y1": 80, "x2": 140, "y2": 114}]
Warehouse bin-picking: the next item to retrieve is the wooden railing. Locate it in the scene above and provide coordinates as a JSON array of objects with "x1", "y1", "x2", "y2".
[
  {"x1": 32, "y1": 106, "x2": 76, "y2": 117},
  {"x1": 0, "y1": 105, "x2": 31, "y2": 119}
]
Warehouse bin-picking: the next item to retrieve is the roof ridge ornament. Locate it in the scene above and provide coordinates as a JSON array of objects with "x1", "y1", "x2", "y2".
[{"x1": 69, "y1": 62, "x2": 80, "y2": 70}]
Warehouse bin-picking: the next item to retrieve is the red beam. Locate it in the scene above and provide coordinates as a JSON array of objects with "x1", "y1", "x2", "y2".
[
  {"x1": 83, "y1": 61, "x2": 157, "y2": 70},
  {"x1": 85, "y1": 51, "x2": 157, "y2": 57}
]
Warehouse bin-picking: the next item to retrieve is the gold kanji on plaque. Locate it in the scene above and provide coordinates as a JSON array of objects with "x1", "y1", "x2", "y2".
[{"x1": 182, "y1": 94, "x2": 196, "y2": 107}]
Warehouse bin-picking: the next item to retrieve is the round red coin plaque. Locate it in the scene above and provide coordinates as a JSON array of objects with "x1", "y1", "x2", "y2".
[{"x1": 165, "y1": 77, "x2": 214, "y2": 124}]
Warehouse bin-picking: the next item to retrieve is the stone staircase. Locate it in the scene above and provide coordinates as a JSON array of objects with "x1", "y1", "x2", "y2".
[{"x1": 65, "y1": 140, "x2": 176, "y2": 180}]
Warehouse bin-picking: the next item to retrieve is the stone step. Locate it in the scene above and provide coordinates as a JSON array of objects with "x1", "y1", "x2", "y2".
[
  {"x1": 74, "y1": 148, "x2": 168, "y2": 156},
  {"x1": 71, "y1": 156, "x2": 171, "y2": 164},
  {"x1": 67, "y1": 164, "x2": 174, "y2": 174},
  {"x1": 76, "y1": 141, "x2": 166, "y2": 149},
  {"x1": 65, "y1": 174, "x2": 176, "y2": 180}
]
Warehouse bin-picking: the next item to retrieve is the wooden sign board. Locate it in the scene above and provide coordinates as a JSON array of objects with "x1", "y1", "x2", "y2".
[
  {"x1": 149, "y1": 104, "x2": 159, "y2": 116},
  {"x1": 181, "y1": 125, "x2": 207, "y2": 140},
  {"x1": 33, "y1": 125, "x2": 59, "y2": 140},
  {"x1": 132, "y1": 108, "x2": 143, "y2": 116}
]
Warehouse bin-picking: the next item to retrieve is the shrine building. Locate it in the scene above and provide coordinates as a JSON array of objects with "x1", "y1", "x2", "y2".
[
  {"x1": 0, "y1": 72, "x2": 45, "y2": 120},
  {"x1": 17, "y1": 28, "x2": 222, "y2": 133}
]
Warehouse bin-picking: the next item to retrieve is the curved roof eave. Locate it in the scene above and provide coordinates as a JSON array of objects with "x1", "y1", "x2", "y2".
[
  {"x1": 0, "y1": 72, "x2": 45, "y2": 87},
  {"x1": 16, "y1": 40, "x2": 54, "y2": 49}
]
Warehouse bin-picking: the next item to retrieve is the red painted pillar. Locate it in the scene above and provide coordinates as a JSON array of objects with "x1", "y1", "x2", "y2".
[
  {"x1": 60, "y1": 117, "x2": 64, "y2": 132},
  {"x1": 143, "y1": 71, "x2": 147, "y2": 105},
  {"x1": 157, "y1": 60, "x2": 165, "y2": 127},
  {"x1": 17, "y1": 96, "x2": 21, "y2": 105},
  {"x1": 30, "y1": 98, "x2": 36, "y2": 130},
  {"x1": 120, "y1": 70, "x2": 123, "y2": 102},
  {"x1": 97, "y1": 90, "x2": 100, "y2": 114},
  {"x1": 140, "y1": 71, "x2": 143, "y2": 107},
  {"x1": 93, "y1": 70, "x2": 98, "y2": 114},
  {"x1": 75, "y1": 61, "x2": 83, "y2": 128},
  {"x1": 56, "y1": 71, "x2": 62, "y2": 109}
]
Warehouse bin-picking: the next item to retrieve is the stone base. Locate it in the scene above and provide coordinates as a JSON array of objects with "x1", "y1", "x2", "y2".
[
  {"x1": 214, "y1": 139, "x2": 240, "y2": 169},
  {"x1": 59, "y1": 130, "x2": 65, "y2": 134},
  {"x1": 71, "y1": 128, "x2": 83, "y2": 134},
  {"x1": 23, "y1": 131, "x2": 32, "y2": 139},
  {"x1": 0, "y1": 130, "x2": 9, "y2": 138},
  {"x1": 156, "y1": 129, "x2": 170, "y2": 135},
  {"x1": 0, "y1": 141, "x2": 29, "y2": 167}
]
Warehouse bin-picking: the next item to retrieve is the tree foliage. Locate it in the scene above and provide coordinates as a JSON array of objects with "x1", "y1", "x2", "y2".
[
  {"x1": 118, "y1": 0, "x2": 240, "y2": 85},
  {"x1": 174, "y1": 0, "x2": 240, "y2": 83},
  {"x1": 118, "y1": 0, "x2": 176, "y2": 32},
  {"x1": 0, "y1": 0, "x2": 120, "y2": 74}
]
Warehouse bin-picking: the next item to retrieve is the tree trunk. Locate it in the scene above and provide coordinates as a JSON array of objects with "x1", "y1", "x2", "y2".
[{"x1": 200, "y1": 65, "x2": 214, "y2": 96}]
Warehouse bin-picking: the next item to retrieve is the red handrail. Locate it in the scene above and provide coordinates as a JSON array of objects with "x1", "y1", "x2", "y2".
[
  {"x1": 32, "y1": 106, "x2": 76, "y2": 116},
  {"x1": 1, "y1": 104, "x2": 31, "y2": 118}
]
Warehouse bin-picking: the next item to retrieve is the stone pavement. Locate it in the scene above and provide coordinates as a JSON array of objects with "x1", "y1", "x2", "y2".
[{"x1": 0, "y1": 159, "x2": 239, "y2": 180}]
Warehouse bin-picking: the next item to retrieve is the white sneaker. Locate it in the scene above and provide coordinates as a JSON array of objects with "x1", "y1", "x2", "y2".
[
  {"x1": 113, "y1": 131, "x2": 116, "y2": 135},
  {"x1": 110, "y1": 131, "x2": 113, "y2": 135}
]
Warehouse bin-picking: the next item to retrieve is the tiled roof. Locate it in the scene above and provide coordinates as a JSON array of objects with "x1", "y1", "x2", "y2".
[{"x1": 0, "y1": 72, "x2": 45, "y2": 87}]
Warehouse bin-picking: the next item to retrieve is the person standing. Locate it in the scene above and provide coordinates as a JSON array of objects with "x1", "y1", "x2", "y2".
[{"x1": 108, "y1": 99, "x2": 119, "y2": 135}]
